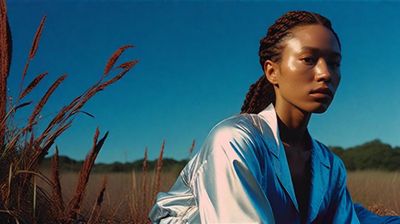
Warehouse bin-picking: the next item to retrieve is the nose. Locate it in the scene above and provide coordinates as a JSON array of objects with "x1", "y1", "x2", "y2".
[{"x1": 314, "y1": 59, "x2": 332, "y2": 82}]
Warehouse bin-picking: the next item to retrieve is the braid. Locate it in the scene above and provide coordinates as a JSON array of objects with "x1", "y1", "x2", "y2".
[
  {"x1": 240, "y1": 11, "x2": 341, "y2": 114},
  {"x1": 241, "y1": 75, "x2": 274, "y2": 114}
]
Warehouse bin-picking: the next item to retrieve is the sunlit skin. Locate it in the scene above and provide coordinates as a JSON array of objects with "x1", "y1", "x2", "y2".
[
  {"x1": 263, "y1": 24, "x2": 342, "y2": 219},
  {"x1": 264, "y1": 24, "x2": 341, "y2": 148}
]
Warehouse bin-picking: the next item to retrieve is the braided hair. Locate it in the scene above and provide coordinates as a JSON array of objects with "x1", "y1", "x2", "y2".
[{"x1": 240, "y1": 11, "x2": 341, "y2": 114}]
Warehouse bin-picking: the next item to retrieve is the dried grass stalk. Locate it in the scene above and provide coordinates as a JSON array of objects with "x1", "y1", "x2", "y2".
[
  {"x1": 14, "y1": 170, "x2": 53, "y2": 189},
  {"x1": 28, "y1": 16, "x2": 46, "y2": 60},
  {"x1": 188, "y1": 139, "x2": 196, "y2": 155},
  {"x1": 103, "y1": 45, "x2": 134, "y2": 75},
  {"x1": 35, "y1": 57, "x2": 137, "y2": 148},
  {"x1": 19, "y1": 72, "x2": 48, "y2": 99},
  {"x1": 51, "y1": 147, "x2": 64, "y2": 212},
  {"x1": 3, "y1": 132, "x2": 20, "y2": 155},
  {"x1": 87, "y1": 176, "x2": 107, "y2": 224},
  {"x1": 141, "y1": 147, "x2": 148, "y2": 221},
  {"x1": 129, "y1": 170, "x2": 138, "y2": 221},
  {"x1": 153, "y1": 140, "x2": 165, "y2": 202},
  {"x1": 64, "y1": 128, "x2": 108, "y2": 221},
  {"x1": 20, "y1": 16, "x2": 46, "y2": 94},
  {"x1": 1, "y1": 1, "x2": 138, "y2": 221},
  {"x1": 117, "y1": 60, "x2": 138, "y2": 70},
  {"x1": 26, "y1": 121, "x2": 72, "y2": 173},
  {"x1": 28, "y1": 74, "x2": 67, "y2": 131},
  {"x1": 32, "y1": 175, "x2": 36, "y2": 221},
  {"x1": 34, "y1": 96, "x2": 82, "y2": 144},
  {"x1": 0, "y1": 0, "x2": 12, "y2": 148},
  {"x1": 0, "y1": 101, "x2": 31, "y2": 137},
  {"x1": 6, "y1": 163, "x2": 13, "y2": 208}
]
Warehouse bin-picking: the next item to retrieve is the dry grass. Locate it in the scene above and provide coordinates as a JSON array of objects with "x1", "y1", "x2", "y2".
[
  {"x1": 347, "y1": 170, "x2": 400, "y2": 215},
  {"x1": 35, "y1": 169, "x2": 400, "y2": 222},
  {"x1": 38, "y1": 168, "x2": 178, "y2": 223},
  {"x1": 0, "y1": 0, "x2": 138, "y2": 222}
]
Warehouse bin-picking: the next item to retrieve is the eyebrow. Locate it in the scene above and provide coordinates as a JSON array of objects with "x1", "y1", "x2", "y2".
[{"x1": 300, "y1": 46, "x2": 342, "y2": 59}]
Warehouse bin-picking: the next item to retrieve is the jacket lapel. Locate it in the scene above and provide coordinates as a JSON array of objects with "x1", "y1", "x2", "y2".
[
  {"x1": 258, "y1": 104, "x2": 300, "y2": 213},
  {"x1": 308, "y1": 138, "x2": 331, "y2": 222},
  {"x1": 257, "y1": 103, "x2": 332, "y2": 221}
]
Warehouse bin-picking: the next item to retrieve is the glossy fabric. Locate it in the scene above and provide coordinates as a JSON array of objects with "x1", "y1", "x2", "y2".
[{"x1": 149, "y1": 103, "x2": 400, "y2": 223}]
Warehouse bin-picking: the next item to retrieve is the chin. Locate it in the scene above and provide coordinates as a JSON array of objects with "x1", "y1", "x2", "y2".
[
  {"x1": 297, "y1": 100, "x2": 331, "y2": 114},
  {"x1": 309, "y1": 101, "x2": 331, "y2": 114},
  {"x1": 312, "y1": 106, "x2": 329, "y2": 113}
]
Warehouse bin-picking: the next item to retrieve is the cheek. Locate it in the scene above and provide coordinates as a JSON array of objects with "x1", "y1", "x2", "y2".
[
  {"x1": 286, "y1": 56, "x2": 299, "y2": 72},
  {"x1": 281, "y1": 57, "x2": 313, "y2": 87},
  {"x1": 332, "y1": 70, "x2": 341, "y2": 90}
]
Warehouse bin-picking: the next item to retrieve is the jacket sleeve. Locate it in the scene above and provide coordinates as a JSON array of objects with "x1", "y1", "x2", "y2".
[
  {"x1": 148, "y1": 172, "x2": 199, "y2": 224},
  {"x1": 328, "y1": 159, "x2": 361, "y2": 223},
  {"x1": 149, "y1": 121, "x2": 275, "y2": 223},
  {"x1": 189, "y1": 123, "x2": 275, "y2": 223},
  {"x1": 329, "y1": 159, "x2": 400, "y2": 224},
  {"x1": 354, "y1": 203, "x2": 400, "y2": 224}
]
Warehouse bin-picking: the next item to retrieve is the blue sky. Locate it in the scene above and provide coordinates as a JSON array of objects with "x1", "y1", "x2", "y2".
[{"x1": 6, "y1": 1, "x2": 400, "y2": 163}]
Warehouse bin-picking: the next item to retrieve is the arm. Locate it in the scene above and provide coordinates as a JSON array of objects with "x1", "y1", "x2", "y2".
[
  {"x1": 149, "y1": 121, "x2": 275, "y2": 223},
  {"x1": 328, "y1": 159, "x2": 400, "y2": 224},
  {"x1": 190, "y1": 124, "x2": 275, "y2": 223},
  {"x1": 327, "y1": 159, "x2": 361, "y2": 223},
  {"x1": 149, "y1": 173, "x2": 199, "y2": 223}
]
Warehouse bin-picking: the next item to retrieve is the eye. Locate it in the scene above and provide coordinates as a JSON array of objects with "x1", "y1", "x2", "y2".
[
  {"x1": 328, "y1": 60, "x2": 341, "y2": 68},
  {"x1": 301, "y1": 56, "x2": 317, "y2": 65}
]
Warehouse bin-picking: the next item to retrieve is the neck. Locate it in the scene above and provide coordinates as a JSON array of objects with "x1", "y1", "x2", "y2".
[{"x1": 274, "y1": 100, "x2": 311, "y2": 147}]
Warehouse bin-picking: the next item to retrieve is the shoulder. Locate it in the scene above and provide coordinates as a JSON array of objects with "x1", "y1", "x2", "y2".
[
  {"x1": 187, "y1": 113, "x2": 266, "y2": 180},
  {"x1": 194, "y1": 113, "x2": 263, "y2": 160},
  {"x1": 207, "y1": 113, "x2": 259, "y2": 142}
]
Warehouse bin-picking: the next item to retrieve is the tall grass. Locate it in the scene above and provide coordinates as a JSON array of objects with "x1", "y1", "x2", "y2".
[
  {"x1": 0, "y1": 0, "x2": 138, "y2": 222},
  {"x1": 36, "y1": 169, "x2": 400, "y2": 223},
  {"x1": 36, "y1": 140, "x2": 178, "y2": 223},
  {"x1": 348, "y1": 170, "x2": 400, "y2": 216}
]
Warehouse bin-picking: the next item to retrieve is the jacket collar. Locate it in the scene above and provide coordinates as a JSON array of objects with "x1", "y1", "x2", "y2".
[{"x1": 257, "y1": 103, "x2": 331, "y2": 221}]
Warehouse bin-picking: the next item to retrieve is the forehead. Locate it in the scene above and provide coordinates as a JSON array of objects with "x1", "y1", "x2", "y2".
[{"x1": 282, "y1": 24, "x2": 341, "y2": 56}]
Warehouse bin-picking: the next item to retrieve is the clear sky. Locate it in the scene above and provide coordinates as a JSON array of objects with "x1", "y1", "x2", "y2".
[{"x1": 6, "y1": 1, "x2": 400, "y2": 163}]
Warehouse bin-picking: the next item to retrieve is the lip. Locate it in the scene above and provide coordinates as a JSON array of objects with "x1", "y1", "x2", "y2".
[{"x1": 309, "y1": 87, "x2": 333, "y2": 99}]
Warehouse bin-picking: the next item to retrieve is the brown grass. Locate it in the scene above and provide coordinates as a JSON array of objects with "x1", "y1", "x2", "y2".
[
  {"x1": 19, "y1": 72, "x2": 48, "y2": 99},
  {"x1": 152, "y1": 140, "x2": 165, "y2": 202},
  {"x1": 27, "y1": 74, "x2": 67, "y2": 132},
  {"x1": 33, "y1": 168, "x2": 399, "y2": 223},
  {"x1": 188, "y1": 139, "x2": 196, "y2": 154},
  {"x1": 0, "y1": 0, "x2": 11, "y2": 148},
  {"x1": 64, "y1": 129, "x2": 109, "y2": 222},
  {"x1": 130, "y1": 143, "x2": 165, "y2": 224},
  {"x1": 87, "y1": 176, "x2": 107, "y2": 223},
  {"x1": 51, "y1": 147, "x2": 64, "y2": 213},
  {"x1": 104, "y1": 45, "x2": 134, "y2": 76},
  {"x1": 20, "y1": 16, "x2": 46, "y2": 95},
  {"x1": 348, "y1": 170, "x2": 400, "y2": 215},
  {"x1": 0, "y1": 1, "x2": 138, "y2": 222}
]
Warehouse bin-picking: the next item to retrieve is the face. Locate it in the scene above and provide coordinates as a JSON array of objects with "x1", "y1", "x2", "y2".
[{"x1": 265, "y1": 24, "x2": 342, "y2": 114}]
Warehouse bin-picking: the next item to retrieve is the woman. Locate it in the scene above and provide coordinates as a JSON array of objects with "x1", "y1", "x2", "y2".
[{"x1": 149, "y1": 11, "x2": 400, "y2": 223}]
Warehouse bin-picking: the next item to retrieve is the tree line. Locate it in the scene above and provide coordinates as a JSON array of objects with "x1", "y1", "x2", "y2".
[{"x1": 41, "y1": 139, "x2": 400, "y2": 172}]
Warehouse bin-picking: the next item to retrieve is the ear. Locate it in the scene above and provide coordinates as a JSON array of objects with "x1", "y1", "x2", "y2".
[{"x1": 263, "y1": 60, "x2": 279, "y2": 85}]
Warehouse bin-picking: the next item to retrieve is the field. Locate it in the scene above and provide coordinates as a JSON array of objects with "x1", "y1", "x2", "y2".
[
  {"x1": 37, "y1": 169, "x2": 400, "y2": 222},
  {"x1": 347, "y1": 170, "x2": 400, "y2": 215},
  {"x1": 37, "y1": 169, "x2": 180, "y2": 222}
]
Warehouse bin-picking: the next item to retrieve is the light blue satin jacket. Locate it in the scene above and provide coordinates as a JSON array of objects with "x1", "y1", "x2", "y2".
[{"x1": 149, "y1": 103, "x2": 400, "y2": 223}]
